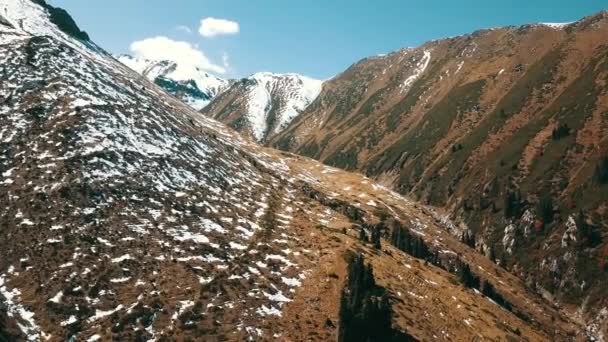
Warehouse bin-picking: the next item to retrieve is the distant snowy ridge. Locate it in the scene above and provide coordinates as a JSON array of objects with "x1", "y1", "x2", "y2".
[
  {"x1": 199, "y1": 70, "x2": 324, "y2": 143},
  {"x1": 244, "y1": 72, "x2": 323, "y2": 141},
  {"x1": 117, "y1": 54, "x2": 229, "y2": 110},
  {"x1": 539, "y1": 22, "x2": 574, "y2": 29}
]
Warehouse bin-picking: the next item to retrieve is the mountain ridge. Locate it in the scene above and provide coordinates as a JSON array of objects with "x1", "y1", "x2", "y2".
[
  {"x1": 115, "y1": 54, "x2": 325, "y2": 140},
  {"x1": 116, "y1": 54, "x2": 230, "y2": 110},
  {"x1": 201, "y1": 72, "x2": 323, "y2": 142}
]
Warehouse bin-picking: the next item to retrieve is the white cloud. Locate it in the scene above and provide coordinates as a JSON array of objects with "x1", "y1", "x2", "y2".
[
  {"x1": 175, "y1": 25, "x2": 192, "y2": 34},
  {"x1": 129, "y1": 36, "x2": 225, "y2": 74},
  {"x1": 199, "y1": 17, "x2": 240, "y2": 38}
]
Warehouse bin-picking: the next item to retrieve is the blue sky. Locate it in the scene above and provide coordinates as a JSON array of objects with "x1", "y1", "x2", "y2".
[{"x1": 49, "y1": 0, "x2": 606, "y2": 79}]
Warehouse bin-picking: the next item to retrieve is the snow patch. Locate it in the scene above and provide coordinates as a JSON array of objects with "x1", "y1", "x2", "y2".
[
  {"x1": 401, "y1": 50, "x2": 431, "y2": 93},
  {"x1": 540, "y1": 22, "x2": 573, "y2": 29}
]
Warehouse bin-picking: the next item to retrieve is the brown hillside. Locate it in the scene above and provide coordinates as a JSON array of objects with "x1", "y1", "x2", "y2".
[{"x1": 266, "y1": 12, "x2": 608, "y2": 332}]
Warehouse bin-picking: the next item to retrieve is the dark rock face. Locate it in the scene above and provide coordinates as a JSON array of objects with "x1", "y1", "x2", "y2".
[
  {"x1": 30, "y1": 0, "x2": 90, "y2": 41},
  {"x1": 154, "y1": 77, "x2": 212, "y2": 102},
  {"x1": 338, "y1": 253, "x2": 415, "y2": 342}
]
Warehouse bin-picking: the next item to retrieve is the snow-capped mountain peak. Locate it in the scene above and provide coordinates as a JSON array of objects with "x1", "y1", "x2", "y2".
[
  {"x1": 117, "y1": 54, "x2": 229, "y2": 110},
  {"x1": 202, "y1": 72, "x2": 323, "y2": 142},
  {"x1": 246, "y1": 72, "x2": 323, "y2": 141}
]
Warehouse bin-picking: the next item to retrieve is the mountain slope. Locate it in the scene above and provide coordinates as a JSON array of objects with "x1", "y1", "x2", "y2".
[
  {"x1": 270, "y1": 12, "x2": 608, "y2": 331},
  {"x1": 201, "y1": 72, "x2": 323, "y2": 142},
  {"x1": 0, "y1": 1, "x2": 598, "y2": 341},
  {"x1": 0, "y1": 3, "x2": 333, "y2": 340},
  {"x1": 117, "y1": 54, "x2": 229, "y2": 110}
]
